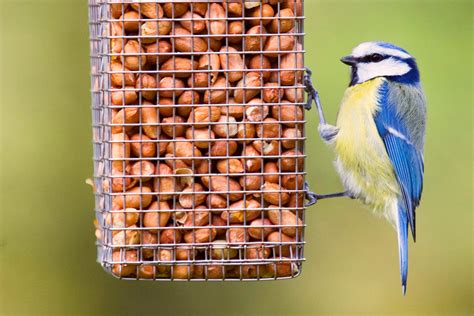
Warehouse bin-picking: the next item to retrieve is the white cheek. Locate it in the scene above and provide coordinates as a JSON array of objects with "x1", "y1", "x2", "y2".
[{"x1": 356, "y1": 59, "x2": 411, "y2": 83}]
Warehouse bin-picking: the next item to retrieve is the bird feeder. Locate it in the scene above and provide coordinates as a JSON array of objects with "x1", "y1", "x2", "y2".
[{"x1": 88, "y1": 0, "x2": 316, "y2": 281}]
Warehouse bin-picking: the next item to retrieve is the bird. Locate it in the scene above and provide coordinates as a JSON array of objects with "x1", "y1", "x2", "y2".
[{"x1": 318, "y1": 41, "x2": 426, "y2": 294}]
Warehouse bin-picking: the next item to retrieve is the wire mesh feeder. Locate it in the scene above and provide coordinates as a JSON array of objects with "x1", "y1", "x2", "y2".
[{"x1": 88, "y1": 0, "x2": 314, "y2": 281}]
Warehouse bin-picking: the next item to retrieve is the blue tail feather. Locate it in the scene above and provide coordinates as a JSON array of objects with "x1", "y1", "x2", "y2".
[{"x1": 397, "y1": 202, "x2": 409, "y2": 295}]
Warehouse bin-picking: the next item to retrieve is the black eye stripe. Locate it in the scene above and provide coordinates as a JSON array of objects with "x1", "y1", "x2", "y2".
[{"x1": 357, "y1": 54, "x2": 385, "y2": 63}]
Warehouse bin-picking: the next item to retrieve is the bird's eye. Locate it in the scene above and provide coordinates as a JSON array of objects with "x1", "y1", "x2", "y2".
[{"x1": 370, "y1": 53, "x2": 384, "y2": 62}]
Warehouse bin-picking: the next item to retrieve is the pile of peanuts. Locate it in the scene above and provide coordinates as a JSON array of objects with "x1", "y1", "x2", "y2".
[{"x1": 99, "y1": 0, "x2": 306, "y2": 280}]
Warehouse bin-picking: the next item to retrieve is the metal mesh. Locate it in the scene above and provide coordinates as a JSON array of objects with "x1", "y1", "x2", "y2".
[{"x1": 89, "y1": 0, "x2": 306, "y2": 281}]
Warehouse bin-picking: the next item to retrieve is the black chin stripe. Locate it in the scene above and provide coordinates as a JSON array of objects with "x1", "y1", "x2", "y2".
[{"x1": 349, "y1": 66, "x2": 358, "y2": 86}]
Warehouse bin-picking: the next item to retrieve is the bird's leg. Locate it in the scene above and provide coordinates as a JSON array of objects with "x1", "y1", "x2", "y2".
[
  {"x1": 305, "y1": 190, "x2": 354, "y2": 206},
  {"x1": 316, "y1": 191, "x2": 354, "y2": 200},
  {"x1": 304, "y1": 68, "x2": 339, "y2": 143}
]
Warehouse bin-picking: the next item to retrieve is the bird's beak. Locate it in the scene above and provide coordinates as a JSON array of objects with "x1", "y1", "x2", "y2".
[{"x1": 340, "y1": 55, "x2": 357, "y2": 66}]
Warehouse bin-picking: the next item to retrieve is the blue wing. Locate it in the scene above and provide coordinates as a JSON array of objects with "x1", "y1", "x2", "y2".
[{"x1": 375, "y1": 82, "x2": 425, "y2": 241}]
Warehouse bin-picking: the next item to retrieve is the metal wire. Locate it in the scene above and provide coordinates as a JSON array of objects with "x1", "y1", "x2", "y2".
[{"x1": 89, "y1": 0, "x2": 307, "y2": 281}]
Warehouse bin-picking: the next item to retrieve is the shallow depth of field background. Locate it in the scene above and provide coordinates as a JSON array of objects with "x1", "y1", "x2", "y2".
[{"x1": 0, "y1": 1, "x2": 472, "y2": 315}]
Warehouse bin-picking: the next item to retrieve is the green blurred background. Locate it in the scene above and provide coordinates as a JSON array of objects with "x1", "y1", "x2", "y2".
[{"x1": 0, "y1": 0, "x2": 472, "y2": 315}]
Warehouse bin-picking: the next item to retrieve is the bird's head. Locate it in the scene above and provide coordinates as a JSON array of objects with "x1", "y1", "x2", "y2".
[{"x1": 341, "y1": 42, "x2": 420, "y2": 86}]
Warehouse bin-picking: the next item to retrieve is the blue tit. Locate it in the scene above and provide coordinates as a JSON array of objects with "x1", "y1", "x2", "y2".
[{"x1": 319, "y1": 42, "x2": 426, "y2": 294}]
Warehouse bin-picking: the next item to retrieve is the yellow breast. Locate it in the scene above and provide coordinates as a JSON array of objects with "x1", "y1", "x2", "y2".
[{"x1": 334, "y1": 78, "x2": 399, "y2": 210}]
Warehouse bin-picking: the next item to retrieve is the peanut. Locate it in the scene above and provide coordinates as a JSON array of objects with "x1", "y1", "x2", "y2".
[
  {"x1": 112, "y1": 107, "x2": 139, "y2": 134},
  {"x1": 157, "y1": 98, "x2": 174, "y2": 118},
  {"x1": 266, "y1": 231, "x2": 295, "y2": 257},
  {"x1": 160, "y1": 228, "x2": 182, "y2": 244},
  {"x1": 112, "y1": 250, "x2": 138, "y2": 277},
  {"x1": 188, "y1": 106, "x2": 221, "y2": 127},
  {"x1": 216, "y1": 158, "x2": 244, "y2": 174},
  {"x1": 226, "y1": 226, "x2": 248, "y2": 243},
  {"x1": 237, "y1": 120, "x2": 256, "y2": 143},
  {"x1": 221, "y1": 98, "x2": 244, "y2": 119},
  {"x1": 209, "y1": 140, "x2": 238, "y2": 157},
  {"x1": 226, "y1": 2, "x2": 243, "y2": 16},
  {"x1": 144, "y1": 40, "x2": 172, "y2": 66},
  {"x1": 140, "y1": 104, "x2": 159, "y2": 139},
  {"x1": 135, "y1": 74, "x2": 157, "y2": 101},
  {"x1": 179, "y1": 183, "x2": 207, "y2": 208},
  {"x1": 183, "y1": 209, "x2": 211, "y2": 227},
  {"x1": 158, "y1": 77, "x2": 185, "y2": 98},
  {"x1": 280, "y1": 46, "x2": 304, "y2": 85},
  {"x1": 221, "y1": 199, "x2": 261, "y2": 223},
  {"x1": 261, "y1": 182, "x2": 290, "y2": 205},
  {"x1": 185, "y1": 128, "x2": 215, "y2": 149},
  {"x1": 246, "y1": 244, "x2": 271, "y2": 259},
  {"x1": 219, "y1": 46, "x2": 244, "y2": 83},
  {"x1": 248, "y1": 4, "x2": 274, "y2": 26},
  {"x1": 141, "y1": 20, "x2": 172, "y2": 43},
  {"x1": 111, "y1": 86, "x2": 138, "y2": 105},
  {"x1": 184, "y1": 227, "x2": 217, "y2": 243},
  {"x1": 248, "y1": 218, "x2": 275, "y2": 240},
  {"x1": 130, "y1": 160, "x2": 155, "y2": 181},
  {"x1": 191, "y1": 3, "x2": 207, "y2": 16},
  {"x1": 248, "y1": 55, "x2": 272, "y2": 81},
  {"x1": 239, "y1": 174, "x2": 263, "y2": 191},
  {"x1": 267, "y1": 207, "x2": 303, "y2": 237},
  {"x1": 111, "y1": 133, "x2": 130, "y2": 172},
  {"x1": 123, "y1": 40, "x2": 146, "y2": 71},
  {"x1": 162, "y1": 3, "x2": 189, "y2": 18},
  {"x1": 282, "y1": 173, "x2": 304, "y2": 190},
  {"x1": 110, "y1": 2, "x2": 129, "y2": 19},
  {"x1": 160, "y1": 57, "x2": 198, "y2": 78},
  {"x1": 198, "y1": 53, "x2": 221, "y2": 85},
  {"x1": 206, "y1": 3, "x2": 226, "y2": 40},
  {"x1": 203, "y1": 76, "x2": 228, "y2": 104},
  {"x1": 213, "y1": 115, "x2": 238, "y2": 138},
  {"x1": 178, "y1": 91, "x2": 200, "y2": 117},
  {"x1": 256, "y1": 117, "x2": 281, "y2": 139},
  {"x1": 280, "y1": 149, "x2": 304, "y2": 172},
  {"x1": 121, "y1": 10, "x2": 139, "y2": 32},
  {"x1": 262, "y1": 83, "x2": 283, "y2": 104},
  {"x1": 242, "y1": 144, "x2": 262, "y2": 172},
  {"x1": 153, "y1": 163, "x2": 175, "y2": 200},
  {"x1": 244, "y1": 25, "x2": 267, "y2": 51},
  {"x1": 161, "y1": 115, "x2": 186, "y2": 138},
  {"x1": 130, "y1": 3, "x2": 162, "y2": 19},
  {"x1": 271, "y1": 101, "x2": 303, "y2": 127},
  {"x1": 113, "y1": 186, "x2": 153, "y2": 209},
  {"x1": 207, "y1": 195, "x2": 228, "y2": 211},
  {"x1": 106, "y1": 209, "x2": 139, "y2": 228},
  {"x1": 211, "y1": 240, "x2": 238, "y2": 260},
  {"x1": 228, "y1": 21, "x2": 244, "y2": 44},
  {"x1": 110, "y1": 61, "x2": 136, "y2": 87},
  {"x1": 180, "y1": 11, "x2": 206, "y2": 34},
  {"x1": 206, "y1": 176, "x2": 243, "y2": 201},
  {"x1": 166, "y1": 137, "x2": 202, "y2": 165},
  {"x1": 130, "y1": 133, "x2": 156, "y2": 158},
  {"x1": 173, "y1": 27, "x2": 208, "y2": 53},
  {"x1": 264, "y1": 35, "x2": 295, "y2": 57},
  {"x1": 245, "y1": 98, "x2": 270, "y2": 122},
  {"x1": 264, "y1": 161, "x2": 279, "y2": 183},
  {"x1": 269, "y1": 8, "x2": 295, "y2": 33},
  {"x1": 234, "y1": 72, "x2": 262, "y2": 103},
  {"x1": 144, "y1": 201, "x2": 172, "y2": 230}
]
